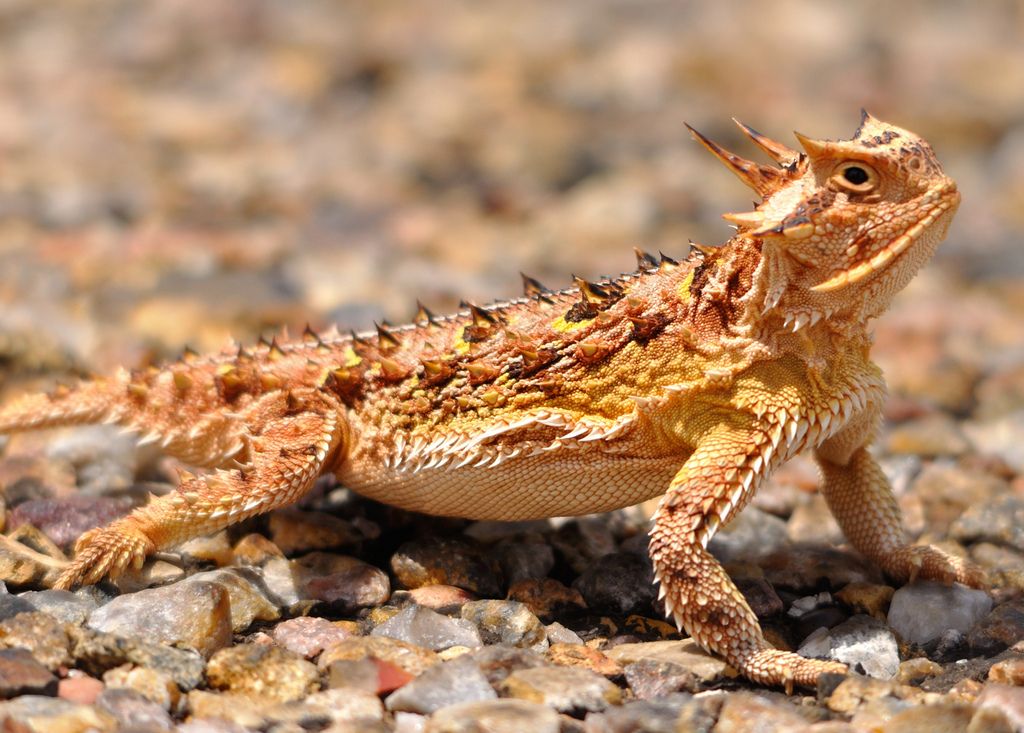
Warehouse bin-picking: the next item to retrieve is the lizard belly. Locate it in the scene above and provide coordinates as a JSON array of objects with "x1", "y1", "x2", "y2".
[{"x1": 337, "y1": 451, "x2": 681, "y2": 520}]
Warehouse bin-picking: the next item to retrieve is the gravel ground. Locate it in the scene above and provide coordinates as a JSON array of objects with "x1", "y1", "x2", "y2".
[{"x1": 0, "y1": 2, "x2": 1023, "y2": 731}]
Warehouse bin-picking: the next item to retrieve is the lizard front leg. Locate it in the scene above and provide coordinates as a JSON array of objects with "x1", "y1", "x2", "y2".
[
  {"x1": 815, "y1": 409, "x2": 986, "y2": 589},
  {"x1": 649, "y1": 417, "x2": 848, "y2": 689},
  {"x1": 54, "y1": 389, "x2": 347, "y2": 590}
]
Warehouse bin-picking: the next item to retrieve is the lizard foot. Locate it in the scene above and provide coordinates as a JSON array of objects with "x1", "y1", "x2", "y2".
[
  {"x1": 885, "y1": 544, "x2": 988, "y2": 589},
  {"x1": 53, "y1": 523, "x2": 154, "y2": 590},
  {"x1": 739, "y1": 649, "x2": 848, "y2": 692}
]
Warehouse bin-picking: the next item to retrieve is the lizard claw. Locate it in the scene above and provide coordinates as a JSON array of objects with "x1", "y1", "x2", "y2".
[{"x1": 53, "y1": 524, "x2": 154, "y2": 590}]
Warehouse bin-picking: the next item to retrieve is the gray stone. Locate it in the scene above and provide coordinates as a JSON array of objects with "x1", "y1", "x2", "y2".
[
  {"x1": 494, "y1": 542, "x2": 555, "y2": 584},
  {"x1": 461, "y1": 600, "x2": 547, "y2": 651},
  {"x1": 373, "y1": 603, "x2": 482, "y2": 651},
  {"x1": 0, "y1": 581, "x2": 34, "y2": 620},
  {"x1": 586, "y1": 696, "x2": 694, "y2": 733},
  {"x1": 798, "y1": 615, "x2": 900, "y2": 679},
  {"x1": 604, "y1": 640, "x2": 730, "y2": 686},
  {"x1": 18, "y1": 588, "x2": 98, "y2": 624},
  {"x1": 68, "y1": 626, "x2": 206, "y2": 690},
  {"x1": 428, "y1": 698, "x2": 560, "y2": 733},
  {"x1": 887, "y1": 581, "x2": 993, "y2": 644},
  {"x1": 499, "y1": 665, "x2": 621, "y2": 713},
  {"x1": 572, "y1": 552, "x2": 655, "y2": 616},
  {"x1": 181, "y1": 567, "x2": 281, "y2": 631},
  {"x1": 950, "y1": 494, "x2": 1024, "y2": 552},
  {"x1": 709, "y1": 506, "x2": 790, "y2": 563},
  {"x1": 96, "y1": 688, "x2": 174, "y2": 731},
  {"x1": 385, "y1": 655, "x2": 496, "y2": 714},
  {"x1": 87, "y1": 579, "x2": 232, "y2": 657}
]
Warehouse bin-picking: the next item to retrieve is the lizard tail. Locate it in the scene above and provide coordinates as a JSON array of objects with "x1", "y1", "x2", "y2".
[{"x1": 0, "y1": 378, "x2": 123, "y2": 435}]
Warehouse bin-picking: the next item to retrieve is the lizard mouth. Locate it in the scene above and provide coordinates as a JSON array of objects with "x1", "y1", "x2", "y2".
[{"x1": 810, "y1": 183, "x2": 960, "y2": 293}]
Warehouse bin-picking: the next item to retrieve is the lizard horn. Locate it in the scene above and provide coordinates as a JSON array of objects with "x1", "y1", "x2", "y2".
[
  {"x1": 686, "y1": 123, "x2": 782, "y2": 197},
  {"x1": 793, "y1": 131, "x2": 831, "y2": 158},
  {"x1": 732, "y1": 118, "x2": 800, "y2": 165}
]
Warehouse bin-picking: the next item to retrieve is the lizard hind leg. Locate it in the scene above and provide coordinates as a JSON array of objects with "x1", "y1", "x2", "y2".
[{"x1": 53, "y1": 389, "x2": 347, "y2": 590}]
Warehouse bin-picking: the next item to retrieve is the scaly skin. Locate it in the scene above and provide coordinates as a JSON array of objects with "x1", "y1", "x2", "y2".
[{"x1": 0, "y1": 112, "x2": 984, "y2": 690}]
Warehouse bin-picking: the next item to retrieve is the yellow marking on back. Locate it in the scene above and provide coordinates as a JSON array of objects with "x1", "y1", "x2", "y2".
[
  {"x1": 453, "y1": 326, "x2": 472, "y2": 355},
  {"x1": 342, "y1": 346, "x2": 362, "y2": 367},
  {"x1": 551, "y1": 315, "x2": 594, "y2": 333},
  {"x1": 677, "y1": 270, "x2": 695, "y2": 302}
]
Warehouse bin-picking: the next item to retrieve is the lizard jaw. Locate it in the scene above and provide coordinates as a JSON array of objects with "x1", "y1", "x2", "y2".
[{"x1": 810, "y1": 183, "x2": 960, "y2": 293}]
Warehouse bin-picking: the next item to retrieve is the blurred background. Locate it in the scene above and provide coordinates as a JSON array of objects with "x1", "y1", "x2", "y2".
[{"x1": 0, "y1": 0, "x2": 1021, "y2": 423}]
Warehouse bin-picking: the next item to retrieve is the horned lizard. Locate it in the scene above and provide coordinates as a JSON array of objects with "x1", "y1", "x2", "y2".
[{"x1": 0, "y1": 112, "x2": 982, "y2": 689}]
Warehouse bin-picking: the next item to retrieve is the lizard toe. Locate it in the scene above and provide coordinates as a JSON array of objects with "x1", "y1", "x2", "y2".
[{"x1": 739, "y1": 649, "x2": 848, "y2": 692}]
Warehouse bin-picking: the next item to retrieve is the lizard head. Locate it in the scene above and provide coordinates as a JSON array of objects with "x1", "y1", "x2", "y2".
[{"x1": 689, "y1": 112, "x2": 960, "y2": 329}]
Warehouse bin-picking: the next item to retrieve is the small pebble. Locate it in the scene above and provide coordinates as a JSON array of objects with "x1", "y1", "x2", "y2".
[
  {"x1": 572, "y1": 552, "x2": 655, "y2": 616},
  {"x1": 499, "y1": 665, "x2": 621, "y2": 713},
  {"x1": 428, "y1": 698, "x2": 560, "y2": 733},
  {"x1": 798, "y1": 615, "x2": 900, "y2": 679},
  {"x1": 391, "y1": 538, "x2": 502, "y2": 597},
  {"x1": 0, "y1": 647, "x2": 58, "y2": 697},
  {"x1": 272, "y1": 616, "x2": 353, "y2": 658},
  {"x1": 290, "y1": 552, "x2": 391, "y2": 612},
  {"x1": 887, "y1": 581, "x2": 993, "y2": 645},
  {"x1": 372, "y1": 603, "x2": 482, "y2": 651},
  {"x1": 206, "y1": 643, "x2": 320, "y2": 703},
  {"x1": 385, "y1": 655, "x2": 496, "y2": 714},
  {"x1": 461, "y1": 600, "x2": 547, "y2": 651},
  {"x1": 87, "y1": 580, "x2": 233, "y2": 657}
]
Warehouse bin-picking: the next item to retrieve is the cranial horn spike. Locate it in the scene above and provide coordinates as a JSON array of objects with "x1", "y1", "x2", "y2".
[
  {"x1": 685, "y1": 123, "x2": 781, "y2": 196},
  {"x1": 732, "y1": 119, "x2": 800, "y2": 165},
  {"x1": 722, "y1": 210, "x2": 766, "y2": 228},
  {"x1": 793, "y1": 131, "x2": 830, "y2": 158}
]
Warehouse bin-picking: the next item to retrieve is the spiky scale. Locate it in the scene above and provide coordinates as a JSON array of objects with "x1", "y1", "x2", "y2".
[{"x1": 375, "y1": 323, "x2": 401, "y2": 352}]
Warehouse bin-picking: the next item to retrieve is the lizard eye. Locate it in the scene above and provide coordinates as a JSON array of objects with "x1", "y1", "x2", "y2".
[{"x1": 832, "y1": 161, "x2": 879, "y2": 193}]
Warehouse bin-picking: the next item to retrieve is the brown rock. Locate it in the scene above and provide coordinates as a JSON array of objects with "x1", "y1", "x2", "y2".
[
  {"x1": 989, "y1": 657, "x2": 1024, "y2": 686},
  {"x1": 0, "y1": 647, "x2": 58, "y2": 698},
  {"x1": 507, "y1": 578, "x2": 586, "y2": 621},
  {"x1": 545, "y1": 643, "x2": 622, "y2": 676},
  {"x1": 499, "y1": 665, "x2": 621, "y2": 713},
  {"x1": 318, "y1": 636, "x2": 439, "y2": 677},
  {"x1": 836, "y1": 582, "x2": 896, "y2": 620},
  {"x1": 406, "y1": 584, "x2": 476, "y2": 612},
  {"x1": 102, "y1": 665, "x2": 181, "y2": 711},
  {"x1": 232, "y1": 532, "x2": 285, "y2": 566},
  {"x1": 206, "y1": 643, "x2": 319, "y2": 703},
  {"x1": 268, "y1": 508, "x2": 369, "y2": 555},
  {"x1": 57, "y1": 675, "x2": 104, "y2": 705},
  {"x1": 0, "y1": 611, "x2": 72, "y2": 670},
  {"x1": 290, "y1": 552, "x2": 391, "y2": 612},
  {"x1": 391, "y1": 538, "x2": 501, "y2": 597}
]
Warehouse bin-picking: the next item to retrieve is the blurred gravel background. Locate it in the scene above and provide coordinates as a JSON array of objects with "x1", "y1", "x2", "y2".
[{"x1": 0, "y1": 1, "x2": 1020, "y2": 385}]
